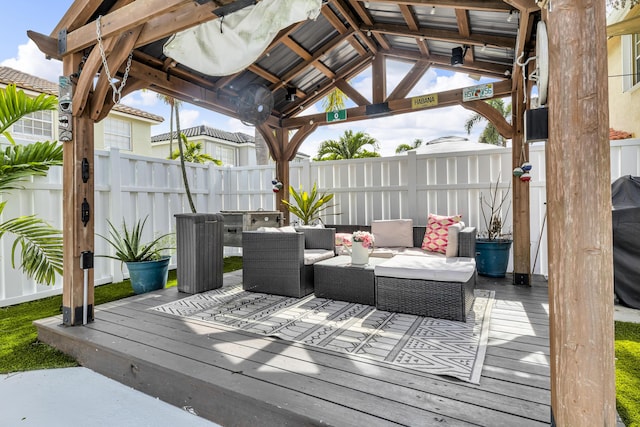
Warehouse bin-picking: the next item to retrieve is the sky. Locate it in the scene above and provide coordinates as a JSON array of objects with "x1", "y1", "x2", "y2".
[{"x1": 1, "y1": 1, "x2": 492, "y2": 157}]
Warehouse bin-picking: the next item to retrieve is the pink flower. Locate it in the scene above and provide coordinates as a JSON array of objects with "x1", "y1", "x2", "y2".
[{"x1": 352, "y1": 231, "x2": 375, "y2": 249}]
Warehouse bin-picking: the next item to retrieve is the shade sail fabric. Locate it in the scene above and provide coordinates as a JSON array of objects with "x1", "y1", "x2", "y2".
[
  {"x1": 612, "y1": 175, "x2": 640, "y2": 309},
  {"x1": 163, "y1": 0, "x2": 322, "y2": 77}
]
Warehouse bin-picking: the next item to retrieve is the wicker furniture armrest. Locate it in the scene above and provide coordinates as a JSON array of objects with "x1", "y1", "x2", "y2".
[
  {"x1": 458, "y1": 227, "x2": 476, "y2": 258},
  {"x1": 242, "y1": 231, "x2": 314, "y2": 297},
  {"x1": 297, "y1": 227, "x2": 336, "y2": 251}
]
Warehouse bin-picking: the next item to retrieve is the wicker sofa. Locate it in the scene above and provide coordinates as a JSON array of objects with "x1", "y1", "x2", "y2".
[
  {"x1": 242, "y1": 227, "x2": 336, "y2": 297},
  {"x1": 328, "y1": 222, "x2": 477, "y2": 321}
]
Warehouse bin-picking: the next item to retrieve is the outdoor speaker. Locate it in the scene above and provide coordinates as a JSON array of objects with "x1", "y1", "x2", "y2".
[{"x1": 525, "y1": 107, "x2": 548, "y2": 142}]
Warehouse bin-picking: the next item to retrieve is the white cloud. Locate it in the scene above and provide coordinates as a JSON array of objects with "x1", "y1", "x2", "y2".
[
  {"x1": 179, "y1": 109, "x2": 200, "y2": 129},
  {"x1": 1, "y1": 40, "x2": 62, "y2": 82},
  {"x1": 122, "y1": 89, "x2": 160, "y2": 107}
]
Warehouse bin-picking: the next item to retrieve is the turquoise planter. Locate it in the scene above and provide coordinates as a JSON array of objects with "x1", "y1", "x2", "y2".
[
  {"x1": 126, "y1": 256, "x2": 170, "y2": 294},
  {"x1": 475, "y1": 239, "x2": 513, "y2": 278}
]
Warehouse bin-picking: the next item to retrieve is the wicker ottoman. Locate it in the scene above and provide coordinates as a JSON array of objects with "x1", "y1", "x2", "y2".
[
  {"x1": 314, "y1": 256, "x2": 388, "y2": 305},
  {"x1": 374, "y1": 255, "x2": 477, "y2": 321}
]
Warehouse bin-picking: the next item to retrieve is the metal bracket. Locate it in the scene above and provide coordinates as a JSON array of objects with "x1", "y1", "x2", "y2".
[
  {"x1": 82, "y1": 158, "x2": 90, "y2": 183},
  {"x1": 81, "y1": 198, "x2": 90, "y2": 227},
  {"x1": 58, "y1": 28, "x2": 67, "y2": 55}
]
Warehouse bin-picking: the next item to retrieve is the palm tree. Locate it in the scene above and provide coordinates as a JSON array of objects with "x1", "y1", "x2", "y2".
[
  {"x1": 173, "y1": 102, "x2": 197, "y2": 213},
  {"x1": 322, "y1": 87, "x2": 347, "y2": 112},
  {"x1": 314, "y1": 130, "x2": 380, "y2": 161},
  {"x1": 464, "y1": 99, "x2": 512, "y2": 146},
  {"x1": 395, "y1": 138, "x2": 423, "y2": 154},
  {"x1": 169, "y1": 134, "x2": 222, "y2": 165},
  {"x1": 156, "y1": 94, "x2": 182, "y2": 157},
  {"x1": 0, "y1": 84, "x2": 63, "y2": 286}
]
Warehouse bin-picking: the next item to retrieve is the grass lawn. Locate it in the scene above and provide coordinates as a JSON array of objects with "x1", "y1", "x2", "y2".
[
  {"x1": 616, "y1": 321, "x2": 640, "y2": 427},
  {"x1": 0, "y1": 256, "x2": 242, "y2": 374}
]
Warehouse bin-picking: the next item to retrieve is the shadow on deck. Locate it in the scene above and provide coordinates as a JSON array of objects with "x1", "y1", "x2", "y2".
[{"x1": 35, "y1": 272, "x2": 551, "y2": 427}]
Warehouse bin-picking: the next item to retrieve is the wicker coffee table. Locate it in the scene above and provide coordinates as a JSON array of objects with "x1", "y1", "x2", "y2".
[{"x1": 313, "y1": 256, "x2": 388, "y2": 305}]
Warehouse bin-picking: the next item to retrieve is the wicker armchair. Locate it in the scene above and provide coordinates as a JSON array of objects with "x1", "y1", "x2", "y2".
[{"x1": 242, "y1": 228, "x2": 336, "y2": 297}]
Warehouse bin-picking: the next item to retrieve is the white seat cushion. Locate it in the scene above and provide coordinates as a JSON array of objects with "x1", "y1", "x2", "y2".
[
  {"x1": 304, "y1": 249, "x2": 335, "y2": 265},
  {"x1": 374, "y1": 254, "x2": 475, "y2": 283}
]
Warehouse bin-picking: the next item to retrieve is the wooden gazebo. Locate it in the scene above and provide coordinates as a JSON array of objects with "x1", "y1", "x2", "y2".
[{"x1": 29, "y1": 0, "x2": 615, "y2": 424}]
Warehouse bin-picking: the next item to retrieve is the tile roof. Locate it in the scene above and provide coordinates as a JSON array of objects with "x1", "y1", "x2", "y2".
[
  {"x1": 610, "y1": 128, "x2": 634, "y2": 140},
  {"x1": 0, "y1": 66, "x2": 164, "y2": 123},
  {"x1": 151, "y1": 124, "x2": 254, "y2": 145}
]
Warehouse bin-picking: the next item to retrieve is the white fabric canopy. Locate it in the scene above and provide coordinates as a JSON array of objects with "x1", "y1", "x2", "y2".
[{"x1": 164, "y1": 0, "x2": 322, "y2": 76}]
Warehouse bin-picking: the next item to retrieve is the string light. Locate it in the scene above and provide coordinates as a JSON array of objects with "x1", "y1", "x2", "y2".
[{"x1": 430, "y1": 6, "x2": 435, "y2": 15}]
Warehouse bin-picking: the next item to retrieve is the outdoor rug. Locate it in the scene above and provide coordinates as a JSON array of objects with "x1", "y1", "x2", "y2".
[{"x1": 153, "y1": 285, "x2": 495, "y2": 384}]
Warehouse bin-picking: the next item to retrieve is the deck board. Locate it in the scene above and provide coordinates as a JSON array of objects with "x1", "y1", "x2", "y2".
[{"x1": 35, "y1": 273, "x2": 552, "y2": 426}]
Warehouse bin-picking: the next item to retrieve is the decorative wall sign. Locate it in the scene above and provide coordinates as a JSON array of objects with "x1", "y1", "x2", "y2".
[
  {"x1": 411, "y1": 93, "x2": 438, "y2": 109},
  {"x1": 326, "y1": 109, "x2": 347, "y2": 122},
  {"x1": 462, "y1": 83, "x2": 494, "y2": 102}
]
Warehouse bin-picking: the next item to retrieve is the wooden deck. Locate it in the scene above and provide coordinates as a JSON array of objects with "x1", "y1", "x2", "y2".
[{"x1": 35, "y1": 271, "x2": 551, "y2": 427}]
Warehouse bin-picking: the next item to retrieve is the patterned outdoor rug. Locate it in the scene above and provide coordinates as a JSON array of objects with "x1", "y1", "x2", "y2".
[{"x1": 153, "y1": 285, "x2": 495, "y2": 384}]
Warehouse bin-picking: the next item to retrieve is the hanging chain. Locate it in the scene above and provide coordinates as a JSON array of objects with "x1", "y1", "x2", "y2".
[{"x1": 96, "y1": 15, "x2": 133, "y2": 104}]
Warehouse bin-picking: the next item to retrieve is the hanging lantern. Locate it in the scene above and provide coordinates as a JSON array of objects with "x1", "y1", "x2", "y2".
[
  {"x1": 521, "y1": 162, "x2": 532, "y2": 172},
  {"x1": 513, "y1": 167, "x2": 524, "y2": 177},
  {"x1": 520, "y1": 172, "x2": 532, "y2": 182}
]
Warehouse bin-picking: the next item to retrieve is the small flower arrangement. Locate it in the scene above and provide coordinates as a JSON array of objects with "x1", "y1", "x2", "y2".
[{"x1": 352, "y1": 231, "x2": 375, "y2": 249}]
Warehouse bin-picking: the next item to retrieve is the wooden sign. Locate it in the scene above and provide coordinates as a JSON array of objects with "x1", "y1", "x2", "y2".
[{"x1": 411, "y1": 94, "x2": 438, "y2": 109}]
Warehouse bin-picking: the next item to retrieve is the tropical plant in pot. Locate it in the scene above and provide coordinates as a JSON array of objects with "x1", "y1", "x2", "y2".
[
  {"x1": 98, "y1": 217, "x2": 174, "y2": 294},
  {"x1": 281, "y1": 183, "x2": 337, "y2": 225},
  {"x1": 475, "y1": 177, "x2": 513, "y2": 277}
]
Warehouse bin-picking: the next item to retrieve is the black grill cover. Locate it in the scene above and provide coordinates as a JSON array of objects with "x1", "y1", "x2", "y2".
[{"x1": 612, "y1": 175, "x2": 640, "y2": 309}]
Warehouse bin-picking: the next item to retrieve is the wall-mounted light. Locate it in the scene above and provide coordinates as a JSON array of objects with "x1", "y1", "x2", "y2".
[
  {"x1": 481, "y1": 43, "x2": 487, "y2": 52},
  {"x1": 451, "y1": 46, "x2": 468, "y2": 67},
  {"x1": 507, "y1": 10, "x2": 515, "y2": 23},
  {"x1": 430, "y1": 6, "x2": 435, "y2": 15},
  {"x1": 367, "y1": 30, "x2": 372, "y2": 37}
]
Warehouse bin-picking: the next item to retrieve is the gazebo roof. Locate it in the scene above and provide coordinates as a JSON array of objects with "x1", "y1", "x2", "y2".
[{"x1": 28, "y1": 0, "x2": 539, "y2": 129}]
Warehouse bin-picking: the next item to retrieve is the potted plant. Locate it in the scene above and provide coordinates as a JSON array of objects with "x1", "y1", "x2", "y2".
[
  {"x1": 475, "y1": 178, "x2": 513, "y2": 277},
  {"x1": 98, "y1": 217, "x2": 174, "y2": 294},
  {"x1": 281, "y1": 183, "x2": 337, "y2": 225}
]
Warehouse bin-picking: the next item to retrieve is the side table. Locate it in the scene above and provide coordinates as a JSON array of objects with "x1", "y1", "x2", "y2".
[{"x1": 313, "y1": 256, "x2": 388, "y2": 305}]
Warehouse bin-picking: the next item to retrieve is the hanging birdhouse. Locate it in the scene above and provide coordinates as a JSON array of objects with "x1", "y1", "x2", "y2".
[{"x1": 513, "y1": 167, "x2": 524, "y2": 177}]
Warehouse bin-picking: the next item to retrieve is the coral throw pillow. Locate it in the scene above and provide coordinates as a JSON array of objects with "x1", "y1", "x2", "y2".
[{"x1": 422, "y1": 213, "x2": 462, "y2": 254}]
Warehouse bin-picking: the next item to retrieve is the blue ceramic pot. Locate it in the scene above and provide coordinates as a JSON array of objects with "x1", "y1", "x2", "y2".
[
  {"x1": 475, "y1": 239, "x2": 512, "y2": 278},
  {"x1": 126, "y1": 256, "x2": 170, "y2": 294}
]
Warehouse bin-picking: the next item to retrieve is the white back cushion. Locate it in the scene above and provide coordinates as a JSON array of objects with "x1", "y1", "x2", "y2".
[{"x1": 372, "y1": 219, "x2": 413, "y2": 247}]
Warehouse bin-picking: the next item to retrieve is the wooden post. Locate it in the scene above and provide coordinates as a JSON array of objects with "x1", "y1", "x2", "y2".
[
  {"x1": 62, "y1": 55, "x2": 95, "y2": 326},
  {"x1": 546, "y1": 0, "x2": 616, "y2": 424},
  {"x1": 372, "y1": 54, "x2": 386, "y2": 103},
  {"x1": 274, "y1": 128, "x2": 290, "y2": 225},
  {"x1": 511, "y1": 75, "x2": 531, "y2": 285}
]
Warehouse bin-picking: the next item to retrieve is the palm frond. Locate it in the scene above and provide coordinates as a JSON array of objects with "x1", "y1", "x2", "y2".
[
  {"x1": 0, "y1": 141, "x2": 63, "y2": 192},
  {"x1": 0, "y1": 85, "x2": 57, "y2": 134},
  {"x1": 0, "y1": 215, "x2": 63, "y2": 286}
]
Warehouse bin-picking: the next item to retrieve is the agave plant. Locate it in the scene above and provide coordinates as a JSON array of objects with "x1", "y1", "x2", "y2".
[
  {"x1": 0, "y1": 84, "x2": 63, "y2": 286},
  {"x1": 281, "y1": 183, "x2": 336, "y2": 225},
  {"x1": 97, "y1": 217, "x2": 174, "y2": 263}
]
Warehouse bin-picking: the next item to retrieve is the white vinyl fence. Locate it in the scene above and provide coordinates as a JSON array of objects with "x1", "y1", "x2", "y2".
[{"x1": 2, "y1": 139, "x2": 640, "y2": 307}]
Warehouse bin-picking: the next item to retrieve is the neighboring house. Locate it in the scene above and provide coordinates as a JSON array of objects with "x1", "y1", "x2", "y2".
[
  {"x1": 0, "y1": 67, "x2": 163, "y2": 154},
  {"x1": 151, "y1": 124, "x2": 310, "y2": 166},
  {"x1": 607, "y1": 7, "x2": 640, "y2": 139}
]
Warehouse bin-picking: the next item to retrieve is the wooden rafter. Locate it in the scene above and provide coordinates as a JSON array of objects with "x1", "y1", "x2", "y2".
[
  {"x1": 455, "y1": 9, "x2": 471, "y2": 38},
  {"x1": 364, "y1": 23, "x2": 516, "y2": 48},
  {"x1": 399, "y1": 4, "x2": 430, "y2": 55},
  {"x1": 335, "y1": 79, "x2": 370, "y2": 106},
  {"x1": 360, "y1": 0, "x2": 511, "y2": 12},
  {"x1": 386, "y1": 59, "x2": 430, "y2": 101},
  {"x1": 460, "y1": 99, "x2": 513, "y2": 139}
]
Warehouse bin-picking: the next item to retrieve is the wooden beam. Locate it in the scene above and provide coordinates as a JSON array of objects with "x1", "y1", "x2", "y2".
[
  {"x1": 333, "y1": 0, "x2": 378, "y2": 53},
  {"x1": 62, "y1": 0, "x2": 191, "y2": 54},
  {"x1": 282, "y1": 79, "x2": 512, "y2": 128},
  {"x1": 73, "y1": 35, "x2": 118, "y2": 116},
  {"x1": 62, "y1": 52, "x2": 95, "y2": 326},
  {"x1": 372, "y1": 54, "x2": 386, "y2": 103},
  {"x1": 455, "y1": 9, "x2": 471, "y2": 38},
  {"x1": 51, "y1": 0, "x2": 103, "y2": 36},
  {"x1": 335, "y1": 79, "x2": 370, "y2": 106},
  {"x1": 510, "y1": 10, "x2": 536, "y2": 92},
  {"x1": 547, "y1": 0, "x2": 616, "y2": 424},
  {"x1": 387, "y1": 60, "x2": 430, "y2": 101},
  {"x1": 89, "y1": 25, "x2": 144, "y2": 120},
  {"x1": 365, "y1": 23, "x2": 516, "y2": 49},
  {"x1": 399, "y1": 4, "x2": 430, "y2": 55},
  {"x1": 360, "y1": 0, "x2": 511, "y2": 12},
  {"x1": 509, "y1": 72, "x2": 530, "y2": 285},
  {"x1": 285, "y1": 123, "x2": 319, "y2": 161},
  {"x1": 460, "y1": 99, "x2": 513, "y2": 139}
]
